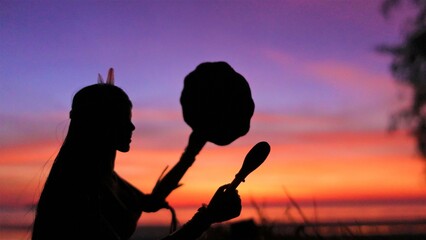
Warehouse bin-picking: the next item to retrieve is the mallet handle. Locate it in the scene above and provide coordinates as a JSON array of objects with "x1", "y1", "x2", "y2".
[{"x1": 227, "y1": 141, "x2": 270, "y2": 191}]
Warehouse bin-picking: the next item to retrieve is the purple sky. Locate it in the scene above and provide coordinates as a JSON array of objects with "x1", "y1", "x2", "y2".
[
  {"x1": 1, "y1": 1, "x2": 409, "y2": 144},
  {"x1": 0, "y1": 0, "x2": 405, "y2": 110}
]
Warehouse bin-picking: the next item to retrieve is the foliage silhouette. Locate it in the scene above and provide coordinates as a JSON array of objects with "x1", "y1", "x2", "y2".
[{"x1": 378, "y1": 0, "x2": 426, "y2": 158}]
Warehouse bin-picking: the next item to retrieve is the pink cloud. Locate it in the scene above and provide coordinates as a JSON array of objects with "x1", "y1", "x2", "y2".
[
  {"x1": 305, "y1": 60, "x2": 396, "y2": 93},
  {"x1": 132, "y1": 108, "x2": 183, "y2": 122},
  {"x1": 0, "y1": 112, "x2": 68, "y2": 148},
  {"x1": 261, "y1": 48, "x2": 295, "y2": 67},
  {"x1": 263, "y1": 47, "x2": 398, "y2": 94}
]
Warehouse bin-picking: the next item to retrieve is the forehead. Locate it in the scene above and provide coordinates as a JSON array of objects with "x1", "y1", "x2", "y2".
[{"x1": 112, "y1": 102, "x2": 132, "y2": 116}]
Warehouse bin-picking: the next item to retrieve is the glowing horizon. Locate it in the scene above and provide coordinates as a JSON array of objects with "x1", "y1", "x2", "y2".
[{"x1": 1, "y1": 0, "x2": 426, "y2": 230}]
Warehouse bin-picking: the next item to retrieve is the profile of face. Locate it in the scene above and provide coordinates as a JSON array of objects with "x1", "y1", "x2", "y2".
[{"x1": 111, "y1": 106, "x2": 135, "y2": 152}]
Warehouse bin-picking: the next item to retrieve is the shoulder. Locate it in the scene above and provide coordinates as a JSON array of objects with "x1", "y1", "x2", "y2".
[{"x1": 113, "y1": 172, "x2": 145, "y2": 198}]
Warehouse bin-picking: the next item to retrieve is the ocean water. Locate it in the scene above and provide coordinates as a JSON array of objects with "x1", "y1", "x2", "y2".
[{"x1": 1, "y1": 202, "x2": 426, "y2": 240}]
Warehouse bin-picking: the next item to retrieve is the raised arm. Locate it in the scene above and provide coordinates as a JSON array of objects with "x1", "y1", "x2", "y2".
[{"x1": 151, "y1": 132, "x2": 206, "y2": 201}]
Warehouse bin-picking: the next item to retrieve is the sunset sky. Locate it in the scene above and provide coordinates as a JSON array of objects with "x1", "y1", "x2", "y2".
[{"x1": 1, "y1": 0, "x2": 425, "y2": 228}]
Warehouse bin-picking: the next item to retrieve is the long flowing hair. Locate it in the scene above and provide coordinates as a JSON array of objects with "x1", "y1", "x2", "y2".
[{"x1": 32, "y1": 83, "x2": 132, "y2": 239}]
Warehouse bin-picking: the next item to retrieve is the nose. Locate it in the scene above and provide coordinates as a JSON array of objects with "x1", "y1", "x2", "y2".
[{"x1": 130, "y1": 122, "x2": 136, "y2": 131}]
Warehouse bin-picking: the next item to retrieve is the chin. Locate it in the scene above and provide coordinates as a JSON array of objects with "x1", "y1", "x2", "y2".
[{"x1": 117, "y1": 145, "x2": 130, "y2": 152}]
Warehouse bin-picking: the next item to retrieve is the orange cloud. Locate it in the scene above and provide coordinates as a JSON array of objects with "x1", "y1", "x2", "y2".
[
  {"x1": 114, "y1": 129, "x2": 425, "y2": 208},
  {"x1": 0, "y1": 140, "x2": 60, "y2": 165}
]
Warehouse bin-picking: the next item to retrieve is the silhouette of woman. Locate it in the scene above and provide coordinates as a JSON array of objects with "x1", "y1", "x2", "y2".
[{"x1": 31, "y1": 69, "x2": 241, "y2": 240}]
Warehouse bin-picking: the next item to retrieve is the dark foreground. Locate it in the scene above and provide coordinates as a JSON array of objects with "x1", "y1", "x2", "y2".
[{"x1": 130, "y1": 218, "x2": 426, "y2": 240}]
